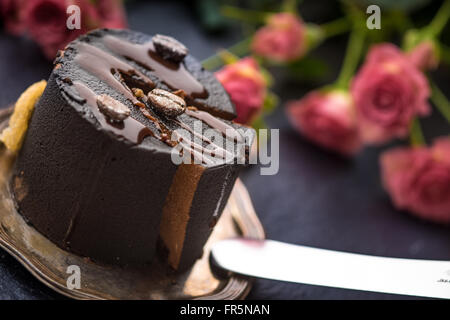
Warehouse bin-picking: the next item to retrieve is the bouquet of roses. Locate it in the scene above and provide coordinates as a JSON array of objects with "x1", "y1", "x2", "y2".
[
  {"x1": 208, "y1": 0, "x2": 450, "y2": 224},
  {"x1": 0, "y1": 0, "x2": 127, "y2": 59}
]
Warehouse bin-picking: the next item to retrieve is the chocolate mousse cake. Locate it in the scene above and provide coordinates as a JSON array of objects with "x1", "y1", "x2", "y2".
[{"x1": 9, "y1": 29, "x2": 254, "y2": 271}]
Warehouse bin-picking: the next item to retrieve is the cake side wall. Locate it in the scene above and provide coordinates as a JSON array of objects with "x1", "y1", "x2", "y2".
[{"x1": 11, "y1": 73, "x2": 177, "y2": 265}]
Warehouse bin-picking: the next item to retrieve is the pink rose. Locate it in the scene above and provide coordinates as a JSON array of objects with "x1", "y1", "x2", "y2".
[
  {"x1": 23, "y1": 0, "x2": 101, "y2": 59},
  {"x1": 216, "y1": 57, "x2": 266, "y2": 124},
  {"x1": 380, "y1": 137, "x2": 450, "y2": 224},
  {"x1": 351, "y1": 43, "x2": 430, "y2": 144},
  {"x1": 286, "y1": 90, "x2": 361, "y2": 155},
  {"x1": 0, "y1": 0, "x2": 26, "y2": 35},
  {"x1": 251, "y1": 12, "x2": 306, "y2": 62},
  {"x1": 96, "y1": 0, "x2": 127, "y2": 29},
  {"x1": 2, "y1": 0, "x2": 127, "y2": 60},
  {"x1": 408, "y1": 41, "x2": 439, "y2": 71}
]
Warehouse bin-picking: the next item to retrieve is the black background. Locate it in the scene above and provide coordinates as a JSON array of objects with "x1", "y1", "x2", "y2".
[{"x1": 0, "y1": 0, "x2": 449, "y2": 300}]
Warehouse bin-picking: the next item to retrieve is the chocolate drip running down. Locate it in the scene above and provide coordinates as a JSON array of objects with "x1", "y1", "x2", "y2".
[
  {"x1": 174, "y1": 120, "x2": 233, "y2": 160},
  {"x1": 185, "y1": 109, "x2": 244, "y2": 143}
]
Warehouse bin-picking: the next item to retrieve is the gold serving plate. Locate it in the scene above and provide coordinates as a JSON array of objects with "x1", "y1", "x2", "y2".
[{"x1": 0, "y1": 108, "x2": 265, "y2": 300}]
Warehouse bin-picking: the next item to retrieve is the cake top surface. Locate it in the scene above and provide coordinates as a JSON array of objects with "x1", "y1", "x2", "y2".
[{"x1": 52, "y1": 29, "x2": 254, "y2": 167}]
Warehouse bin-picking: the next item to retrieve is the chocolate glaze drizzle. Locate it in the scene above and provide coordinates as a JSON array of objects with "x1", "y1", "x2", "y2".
[
  {"x1": 103, "y1": 36, "x2": 208, "y2": 99},
  {"x1": 69, "y1": 34, "x2": 245, "y2": 165},
  {"x1": 74, "y1": 42, "x2": 155, "y2": 106},
  {"x1": 174, "y1": 119, "x2": 233, "y2": 159},
  {"x1": 185, "y1": 109, "x2": 243, "y2": 143}
]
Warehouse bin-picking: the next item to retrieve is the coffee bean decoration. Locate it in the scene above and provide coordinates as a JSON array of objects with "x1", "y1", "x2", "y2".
[
  {"x1": 147, "y1": 89, "x2": 186, "y2": 117},
  {"x1": 152, "y1": 34, "x2": 188, "y2": 63},
  {"x1": 96, "y1": 94, "x2": 131, "y2": 121}
]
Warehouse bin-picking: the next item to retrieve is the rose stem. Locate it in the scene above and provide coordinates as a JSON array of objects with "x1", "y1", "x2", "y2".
[
  {"x1": 439, "y1": 44, "x2": 450, "y2": 65},
  {"x1": 220, "y1": 5, "x2": 272, "y2": 24},
  {"x1": 281, "y1": 0, "x2": 301, "y2": 14},
  {"x1": 334, "y1": 0, "x2": 367, "y2": 89},
  {"x1": 424, "y1": 0, "x2": 450, "y2": 38},
  {"x1": 319, "y1": 17, "x2": 351, "y2": 39},
  {"x1": 202, "y1": 37, "x2": 251, "y2": 70},
  {"x1": 334, "y1": 28, "x2": 366, "y2": 89},
  {"x1": 430, "y1": 81, "x2": 450, "y2": 124},
  {"x1": 409, "y1": 118, "x2": 426, "y2": 147}
]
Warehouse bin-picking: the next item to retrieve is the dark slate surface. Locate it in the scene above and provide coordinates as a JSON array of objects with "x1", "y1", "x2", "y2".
[{"x1": 0, "y1": 0, "x2": 449, "y2": 300}]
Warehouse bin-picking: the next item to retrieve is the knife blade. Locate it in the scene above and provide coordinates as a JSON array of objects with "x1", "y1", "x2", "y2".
[{"x1": 210, "y1": 238, "x2": 450, "y2": 299}]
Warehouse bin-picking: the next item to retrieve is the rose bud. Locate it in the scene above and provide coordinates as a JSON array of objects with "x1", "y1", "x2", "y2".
[
  {"x1": 286, "y1": 89, "x2": 361, "y2": 156},
  {"x1": 408, "y1": 40, "x2": 439, "y2": 71},
  {"x1": 251, "y1": 12, "x2": 306, "y2": 63},
  {"x1": 215, "y1": 57, "x2": 266, "y2": 124},
  {"x1": 380, "y1": 137, "x2": 450, "y2": 224},
  {"x1": 351, "y1": 43, "x2": 430, "y2": 145}
]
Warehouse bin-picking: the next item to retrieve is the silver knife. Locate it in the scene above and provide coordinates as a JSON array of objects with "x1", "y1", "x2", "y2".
[{"x1": 210, "y1": 238, "x2": 450, "y2": 299}]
